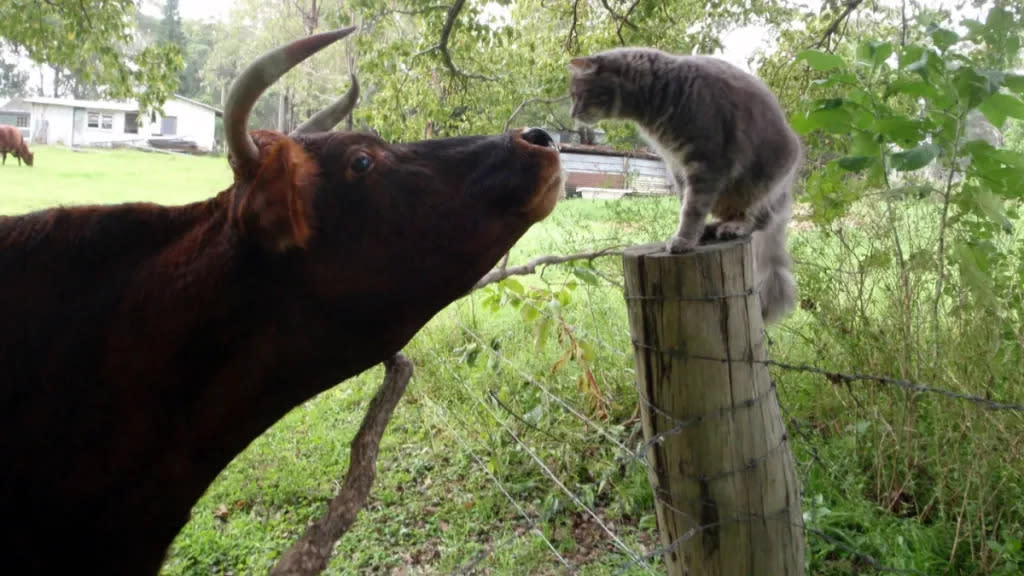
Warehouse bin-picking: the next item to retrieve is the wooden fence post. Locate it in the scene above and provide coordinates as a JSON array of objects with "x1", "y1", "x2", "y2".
[{"x1": 622, "y1": 238, "x2": 805, "y2": 575}]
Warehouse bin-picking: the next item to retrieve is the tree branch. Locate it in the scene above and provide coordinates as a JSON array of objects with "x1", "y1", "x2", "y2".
[
  {"x1": 503, "y1": 95, "x2": 569, "y2": 131},
  {"x1": 615, "y1": 0, "x2": 642, "y2": 44},
  {"x1": 599, "y1": 0, "x2": 640, "y2": 44},
  {"x1": 565, "y1": 0, "x2": 581, "y2": 52},
  {"x1": 473, "y1": 247, "x2": 623, "y2": 290},
  {"x1": 269, "y1": 353, "x2": 414, "y2": 576},
  {"x1": 813, "y1": 0, "x2": 865, "y2": 51},
  {"x1": 415, "y1": 0, "x2": 498, "y2": 81}
]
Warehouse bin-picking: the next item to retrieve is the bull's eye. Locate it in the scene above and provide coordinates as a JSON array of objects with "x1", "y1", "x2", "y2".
[{"x1": 350, "y1": 154, "x2": 374, "y2": 175}]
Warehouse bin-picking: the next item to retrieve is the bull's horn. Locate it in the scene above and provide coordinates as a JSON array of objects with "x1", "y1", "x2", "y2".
[
  {"x1": 290, "y1": 74, "x2": 360, "y2": 135},
  {"x1": 225, "y1": 25, "x2": 357, "y2": 173}
]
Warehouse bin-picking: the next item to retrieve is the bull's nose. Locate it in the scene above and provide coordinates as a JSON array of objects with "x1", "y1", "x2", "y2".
[{"x1": 522, "y1": 128, "x2": 555, "y2": 148}]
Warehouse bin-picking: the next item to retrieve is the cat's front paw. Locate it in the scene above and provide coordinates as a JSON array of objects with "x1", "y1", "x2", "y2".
[
  {"x1": 714, "y1": 220, "x2": 751, "y2": 240},
  {"x1": 666, "y1": 235, "x2": 696, "y2": 254}
]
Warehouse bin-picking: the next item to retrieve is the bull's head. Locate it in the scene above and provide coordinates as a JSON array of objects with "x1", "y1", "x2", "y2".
[
  {"x1": 219, "y1": 26, "x2": 562, "y2": 370},
  {"x1": 0, "y1": 25, "x2": 565, "y2": 576}
]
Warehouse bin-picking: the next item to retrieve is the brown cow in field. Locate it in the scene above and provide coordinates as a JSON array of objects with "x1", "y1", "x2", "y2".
[
  {"x1": 0, "y1": 124, "x2": 34, "y2": 166},
  {"x1": 0, "y1": 27, "x2": 562, "y2": 575}
]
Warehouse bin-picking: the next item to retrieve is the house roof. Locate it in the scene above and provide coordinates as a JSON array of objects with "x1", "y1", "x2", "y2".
[
  {"x1": 173, "y1": 94, "x2": 223, "y2": 115},
  {"x1": 22, "y1": 94, "x2": 223, "y2": 116},
  {"x1": 0, "y1": 97, "x2": 32, "y2": 113},
  {"x1": 24, "y1": 96, "x2": 138, "y2": 112}
]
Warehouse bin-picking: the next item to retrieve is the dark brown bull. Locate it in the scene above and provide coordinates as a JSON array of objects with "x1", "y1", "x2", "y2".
[
  {"x1": 0, "y1": 27, "x2": 562, "y2": 575},
  {"x1": 0, "y1": 124, "x2": 34, "y2": 166}
]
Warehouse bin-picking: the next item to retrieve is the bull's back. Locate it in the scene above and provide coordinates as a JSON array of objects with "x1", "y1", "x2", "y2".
[
  {"x1": 0, "y1": 203, "x2": 219, "y2": 573},
  {"x1": 0, "y1": 125, "x2": 24, "y2": 151}
]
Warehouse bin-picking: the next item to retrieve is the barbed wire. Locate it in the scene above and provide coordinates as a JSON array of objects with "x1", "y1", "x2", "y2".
[
  {"x1": 426, "y1": 344, "x2": 656, "y2": 574},
  {"x1": 405, "y1": 253, "x2": 1024, "y2": 575},
  {"x1": 416, "y1": 327, "x2": 948, "y2": 575},
  {"x1": 629, "y1": 340, "x2": 1024, "y2": 412},
  {"x1": 420, "y1": 395, "x2": 577, "y2": 575}
]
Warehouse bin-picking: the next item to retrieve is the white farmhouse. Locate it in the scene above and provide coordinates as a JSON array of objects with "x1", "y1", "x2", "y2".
[{"x1": 21, "y1": 94, "x2": 221, "y2": 152}]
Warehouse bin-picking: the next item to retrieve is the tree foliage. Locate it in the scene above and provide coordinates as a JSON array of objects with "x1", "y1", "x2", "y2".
[{"x1": 0, "y1": 0, "x2": 182, "y2": 113}]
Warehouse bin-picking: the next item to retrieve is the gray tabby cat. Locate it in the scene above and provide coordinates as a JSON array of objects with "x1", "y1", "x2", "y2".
[{"x1": 568, "y1": 47, "x2": 802, "y2": 324}]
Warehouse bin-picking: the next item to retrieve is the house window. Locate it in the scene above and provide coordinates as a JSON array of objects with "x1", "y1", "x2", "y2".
[
  {"x1": 87, "y1": 111, "x2": 114, "y2": 130},
  {"x1": 16, "y1": 115, "x2": 28, "y2": 128},
  {"x1": 161, "y1": 116, "x2": 177, "y2": 136},
  {"x1": 125, "y1": 112, "x2": 138, "y2": 134}
]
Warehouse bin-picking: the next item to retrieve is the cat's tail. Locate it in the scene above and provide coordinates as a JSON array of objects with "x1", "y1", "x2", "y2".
[{"x1": 752, "y1": 153, "x2": 800, "y2": 325}]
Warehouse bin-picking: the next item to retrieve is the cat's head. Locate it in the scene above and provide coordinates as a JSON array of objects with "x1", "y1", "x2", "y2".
[{"x1": 568, "y1": 56, "x2": 621, "y2": 125}]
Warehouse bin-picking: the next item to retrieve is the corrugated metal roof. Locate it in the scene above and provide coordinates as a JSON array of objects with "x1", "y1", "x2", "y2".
[{"x1": 557, "y1": 142, "x2": 662, "y2": 161}]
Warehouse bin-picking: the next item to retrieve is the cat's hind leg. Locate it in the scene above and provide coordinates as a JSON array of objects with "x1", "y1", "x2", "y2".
[
  {"x1": 708, "y1": 179, "x2": 776, "y2": 241},
  {"x1": 667, "y1": 169, "x2": 725, "y2": 253}
]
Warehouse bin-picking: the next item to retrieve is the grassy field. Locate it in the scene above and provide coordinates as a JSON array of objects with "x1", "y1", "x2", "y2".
[{"x1": 3, "y1": 146, "x2": 1022, "y2": 575}]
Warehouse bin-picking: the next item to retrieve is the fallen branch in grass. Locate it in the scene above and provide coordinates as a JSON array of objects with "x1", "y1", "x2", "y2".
[{"x1": 269, "y1": 353, "x2": 414, "y2": 576}]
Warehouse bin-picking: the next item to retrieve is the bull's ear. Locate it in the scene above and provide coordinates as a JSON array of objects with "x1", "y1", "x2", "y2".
[{"x1": 233, "y1": 136, "x2": 318, "y2": 252}]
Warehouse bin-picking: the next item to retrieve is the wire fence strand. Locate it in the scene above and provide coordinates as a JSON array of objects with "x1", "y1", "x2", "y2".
[
  {"x1": 421, "y1": 395, "x2": 576, "y2": 574},
  {"x1": 400, "y1": 253, "x2": 1024, "y2": 575},
  {"x1": 629, "y1": 340, "x2": 1024, "y2": 412}
]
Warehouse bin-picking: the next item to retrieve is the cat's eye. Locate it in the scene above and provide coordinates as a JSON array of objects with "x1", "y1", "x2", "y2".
[{"x1": 350, "y1": 153, "x2": 374, "y2": 175}]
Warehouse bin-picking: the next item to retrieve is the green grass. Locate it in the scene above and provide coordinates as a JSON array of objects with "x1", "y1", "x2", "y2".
[
  {"x1": 4, "y1": 147, "x2": 1022, "y2": 575},
  {"x1": 0, "y1": 145, "x2": 229, "y2": 214}
]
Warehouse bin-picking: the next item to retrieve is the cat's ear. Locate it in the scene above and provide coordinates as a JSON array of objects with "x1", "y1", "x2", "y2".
[{"x1": 569, "y1": 57, "x2": 597, "y2": 75}]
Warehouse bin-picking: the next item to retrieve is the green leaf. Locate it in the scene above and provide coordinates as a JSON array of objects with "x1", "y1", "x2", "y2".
[
  {"x1": 930, "y1": 28, "x2": 959, "y2": 51},
  {"x1": 898, "y1": 44, "x2": 925, "y2": 70},
  {"x1": 811, "y1": 72, "x2": 857, "y2": 88},
  {"x1": 955, "y1": 67, "x2": 1002, "y2": 109},
  {"x1": 875, "y1": 116, "x2": 923, "y2": 144},
  {"x1": 889, "y1": 143, "x2": 940, "y2": 172},
  {"x1": 965, "y1": 140, "x2": 1024, "y2": 170},
  {"x1": 556, "y1": 289, "x2": 572, "y2": 307},
  {"x1": 803, "y1": 162, "x2": 858, "y2": 225},
  {"x1": 796, "y1": 49, "x2": 847, "y2": 71},
  {"x1": 572, "y1": 266, "x2": 599, "y2": 286},
  {"x1": 837, "y1": 156, "x2": 875, "y2": 172},
  {"x1": 953, "y1": 242, "x2": 997, "y2": 308},
  {"x1": 974, "y1": 188, "x2": 1014, "y2": 234},
  {"x1": 851, "y1": 130, "x2": 881, "y2": 156},
  {"x1": 502, "y1": 277, "x2": 525, "y2": 295},
  {"x1": 886, "y1": 78, "x2": 941, "y2": 100},
  {"x1": 520, "y1": 301, "x2": 539, "y2": 323},
  {"x1": 1006, "y1": 74, "x2": 1024, "y2": 94},
  {"x1": 579, "y1": 340, "x2": 597, "y2": 364},
  {"x1": 790, "y1": 107, "x2": 854, "y2": 135},
  {"x1": 534, "y1": 316, "x2": 552, "y2": 350},
  {"x1": 977, "y1": 93, "x2": 1024, "y2": 128},
  {"x1": 962, "y1": 19, "x2": 987, "y2": 41},
  {"x1": 857, "y1": 40, "x2": 893, "y2": 69}
]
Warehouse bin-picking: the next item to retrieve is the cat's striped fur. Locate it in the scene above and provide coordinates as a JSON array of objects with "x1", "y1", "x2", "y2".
[{"x1": 569, "y1": 47, "x2": 801, "y2": 324}]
